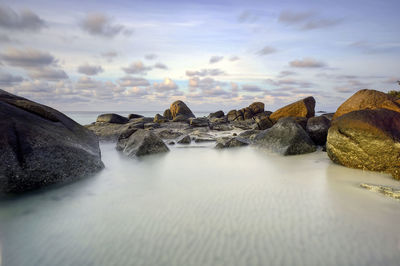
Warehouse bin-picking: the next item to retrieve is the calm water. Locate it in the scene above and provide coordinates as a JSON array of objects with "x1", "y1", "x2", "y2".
[{"x1": 0, "y1": 114, "x2": 399, "y2": 266}]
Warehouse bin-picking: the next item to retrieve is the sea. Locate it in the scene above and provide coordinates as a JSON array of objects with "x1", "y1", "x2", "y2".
[{"x1": 0, "y1": 111, "x2": 399, "y2": 266}]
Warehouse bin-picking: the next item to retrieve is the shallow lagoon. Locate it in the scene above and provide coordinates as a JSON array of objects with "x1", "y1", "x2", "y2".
[{"x1": 1, "y1": 141, "x2": 400, "y2": 266}]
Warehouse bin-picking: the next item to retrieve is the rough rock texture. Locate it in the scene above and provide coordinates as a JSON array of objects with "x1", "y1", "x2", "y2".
[
  {"x1": 215, "y1": 137, "x2": 249, "y2": 149},
  {"x1": 327, "y1": 108, "x2": 400, "y2": 180},
  {"x1": 269, "y1": 97, "x2": 316, "y2": 123},
  {"x1": 116, "y1": 129, "x2": 169, "y2": 157},
  {"x1": 128, "y1": 114, "x2": 144, "y2": 119},
  {"x1": 306, "y1": 116, "x2": 331, "y2": 145},
  {"x1": 86, "y1": 121, "x2": 144, "y2": 141},
  {"x1": 248, "y1": 102, "x2": 265, "y2": 114},
  {"x1": 96, "y1": 113, "x2": 129, "y2": 124},
  {"x1": 163, "y1": 109, "x2": 173, "y2": 120},
  {"x1": 177, "y1": 135, "x2": 191, "y2": 144},
  {"x1": 254, "y1": 117, "x2": 316, "y2": 155},
  {"x1": 190, "y1": 117, "x2": 209, "y2": 127},
  {"x1": 0, "y1": 90, "x2": 104, "y2": 193},
  {"x1": 154, "y1": 114, "x2": 168, "y2": 123},
  {"x1": 170, "y1": 100, "x2": 195, "y2": 119},
  {"x1": 255, "y1": 116, "x2": 273, "y2": 130},
  {"x1": 209, "y1": 110, "x2": 224, "y2": 119},
  {"x1": 173, "y1": 114, "x2": 190, "y2": 123},
  {"x1": 333, "y1": 89, "x2": 400, "y2": 119}
]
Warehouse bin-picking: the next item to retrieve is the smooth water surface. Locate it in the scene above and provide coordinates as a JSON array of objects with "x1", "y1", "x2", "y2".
[{"x1": 0, "y1": 141, "x2": 399, "y2": 266}]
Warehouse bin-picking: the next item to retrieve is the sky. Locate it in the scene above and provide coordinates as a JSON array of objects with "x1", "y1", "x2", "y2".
[{"x1": 0, "y1": 0, "x2": 399, "y2": 112}]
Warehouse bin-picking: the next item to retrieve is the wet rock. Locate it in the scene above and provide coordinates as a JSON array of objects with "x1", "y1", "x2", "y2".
[
  {"x1": 254, "y1": 117, "x2": 316, "y2": 155},
  {"x1": 154, "y1": 129, "x2": 183, "y2": 139},
  {"x1": 144, "y1": 122, "x2": 160, "y2": 130},
  {"x1": 173, "y1": 114, "x2": 190, "y2": 123},
  {"x1": 0, "y1": 89, "x2": 104, "y2": 193},
  {"x1": 128, "y1": 114, "x2": 144, "y2": 119},
  {"x1": 86, "y1": 121, "x2": 144, "y2": 141},
  {"x1": 239, "y1": 129, "x2": 260, "y2": 140},
  {"x1": 168, "y1": 141, "x2": 175, "y2": 145},
  {"x1": 116, "y1": 129, "x2": 169, "y2": 157},
  {"x1": 327, "y1": 108, "x2": 400, "y2": 180},
  {"x1": 96, "y1": 113, "x2": 129, "y2": 124},
  {"x1": 190, "y1": 117, "x2": 209, "y2": 127},
  {"x1": 215, "y1": 137, "x2": 249, "y2": 149},
  {"x1": 154, "y1": 114, "x2": 168, "y2": 123},
  {"x1": 232, "y1": 120, "x2": 256, "y2": 130},
  {"x1": 163, "y1": 109, "x2": 173, "y2": 120},
  {"x1": 177, "y1": 135, "x2": 191, "y2": 144},
  {"x1": 360, "y1": 183, "x2": 400, "y2": 200},
  {"x1": 306, "y1": 116, "x2": 331, "y2": 145},
  {"x1": 209, "y1": 110, "x2": 224, "y2": 119},
  {"x1": 255, "y1": 116, "x2": 273, "y2": 130},
  {"x1": 269, "y1": 96, "x2": 315, "y2": 123}
]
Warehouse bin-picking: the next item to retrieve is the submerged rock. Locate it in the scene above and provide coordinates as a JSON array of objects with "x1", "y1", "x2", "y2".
[
  {"x1": 254, "y1": 117, "x2": 316, "y2": 155},
  {"x1": 97, "y1": 113, "x2": 129, "y2": 124},
  {"x1": 360, "y1": 183, "x2": 400, "y2": 200},
  {"x1": 215, "y1": 137, "x2": 249, "y2": 149},
  {"x1": 333, "y1": 89, "x2": 400, "y2": 119},
  {"x1": 0, "y1": 90, "x2": 104, "y2": 193},
  {"x1": 177, "y1": 135, "x2": 191, "y2": 144},
  {"x1": 269, "y1": 96, "x2": 315, "y2": 123},
  {"x1": 327, "y1": 108, "x2": 400, "y2": 180},
  {"x1": 117, "y1": 129, "x2": 169, "y2": 157},
  {"x1": 306, "y1": 116, "x2": 331, "y2": 145}
]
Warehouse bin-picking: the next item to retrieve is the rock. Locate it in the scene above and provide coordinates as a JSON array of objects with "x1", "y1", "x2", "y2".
[
  {"x1": 86, "y1": 121, "x2": 144, "y2": 141},
  {"x1": 327, "y1": 108, "x2": 400, "y2": 180},
  {"x1": 306, "y1": 116, "x2": 331, "y2": 145},
  {"x1": 96, "y1": 113, "x2": 129, "y2": 124},
  {"x1": 333, "y1": 89, "x2": 400, "y2": 119},
  {"x1": 144, "y1": 122, "x2": 160, "y2": 130},
  {"x1": 241, "y1": 107, "x2": 253, "y2": 120},
  {"x1": 255, "y1": 116, "x2": 273, "y2": 130},
  {"x1": 248, "y1": 102, "x2": 265, "y2": 114},
  {"x1": 227, "y1": 110, "x2": 240, "y2": 121},
  {"x1": 154, "y1": 114, "x2": 168, "y2": 123},
  {"x1": 168, "y1": 141, "x2": 175, "y2": 145},
  {"x1": 170, "y1": 100, "x2": 195, "y2": 119},
  {"x1": 321, "y1": 113, "x2": 334, "y2": 120},
  {"x1": 128, "y1": 114, "x2": 143, "y2": 119},
  {"x1": 254, "y1": 117, "x2": 316, "y2": 155},
  {"x1": 239, "y1": 129, "x2": 260, "y2": 140},
  {"x1": 163, "y1": 109, "x2": 173, "y2": 120},
  {"x1": 232, "y1": 120, "x2": 256, "y2": 130},
  {"x1": 194, "y1": 138, "x2": 215, "y2": 143},
  {"x1": 233, "y1": 133, "x2": 237, "y2": 136},
  {"x1": 154, "y1": 129, "x2": 183, "y2": 139},
  {"x1": 290, "y1": 116, "x2": 308, "y2": 131},
  {"x1": 177, "y1": 135, "x2": 191, "y2": 144},
  {"x1": 269, "y1": 96, "x2": 316, "y2": 123},
  {"x1": 209, "y1": 117, "x2": 227, "y2": 124},
  {"x1": 209, "y1": 110, "x2": 224, "y2": 118},
  {"x1": 190, "y1": 117, "x2": 209, "y2": 127},
  {"x1": 210, "y1": 123, "x2": 233, "y2": 131},
  {"x1": 215, "y1": 137, "x2": 249, "y2": 149},
  {"x1": 131, "y1": 117, "x2": 154, "y2": 124},
  {"x1": 0, "y1": 90, "x2": 104, "y2": 193},
  {"x1": 172, "y1": 114, "x2": 190, "y2": 123},
  {"x1": 360, "y1": 183, "x2": 400, "y2": 200},
  {"x1": 116, "y1": 129, "x2": 169, "y2": 157}
]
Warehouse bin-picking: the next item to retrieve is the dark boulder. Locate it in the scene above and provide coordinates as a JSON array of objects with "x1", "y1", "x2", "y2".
[
  {"x1": 306, "y1": 116, "x2": 331, "y2": 145},
  {"x1": 254, "y1": 117, "x2": 316, "y2": 155},
  {"x1": 173, "y1": 114, "x2": 190, "y2": 123},
  {"x1": 128, "y1": 114, "x2": 144, "y2": 120},
  {"x1": 215, "y1": 137, "x2": 249, "y2": 149},
  {"x1": 154, "y1": 114, "x2": 168, "y2": 123},
  {"x1": 254, "y1": 116, "x2": 273, "y2": 130},
  {"x1": 116, "y1": 129, "x2": 169, "y2": 157},
  {"x1": 190, "y1": 117, "x2": 209, "y2": 127},
  {"x1": 163, "y1": 109, "x2": 173, "y2": 120},
  {"x1": 0, "y1": 90, "x2": 104, "y2": 193},
  {"x1": 248, "y1": 102, "x2": 264, "y2": 114},
  {"x1": 170, "y1": 100, "x2": 195, "y2": 119},
  {"x1": 96, "y1": 113, "x2": 129, "y2": 124},
  {"x1": 209, "y1": 110, "x2": 224, "y2": 119}
]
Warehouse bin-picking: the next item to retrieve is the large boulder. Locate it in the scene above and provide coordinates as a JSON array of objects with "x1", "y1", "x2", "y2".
[
  {"x1": 209, "y1": 110, "x2": 224, "y2": 119},
  {"x1": 163, "y1": 109, "x2": 173, "y2": 120},
  {"x1": 306, "y1": 116, "x2": 331, "y2": 145},
  {"x1": 117, "y1": 129, "x2": 169, "y2": 157},
  {"x1": 227, "y1": 110, "x2": 240, "y2": 121},
  {"x1": 269, "y1": 96, "x2": 315, "y2": 123},
  {"x1": 327, "y1": 108, "x2": 400, "y2": 180},
  {"x1": 248, "y1": 102, "x2": 265, "y2": 114},
  {"x1": 0, "y1": 90, "x2": 104, "y2": 193},
  {"x1": 254, "y1": 117, "x2": 316, "y2": 155},
  {"x1": 154, "y1": 114, "x2": 168, "y2": 123},
  {"x1": 333, "y1": 89, "x2": 400, "y2": 119},
  {"x1": 96, "y1": 113, "x2": 129, "y2": 124},
  {"x1": 170, "y1": 100, "x2": 195, "y2": 119}
]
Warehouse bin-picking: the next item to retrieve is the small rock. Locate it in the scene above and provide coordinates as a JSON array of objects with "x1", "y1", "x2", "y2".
[
  {"x1": 177, "y1": 135, "x2": 191, "y2": 144},
  {"x1": 128, "y1": 114, "x2": 144, "y2": 119},
  {"x1": 360, "y1": 183, "x2": 400, "y2": 200}
]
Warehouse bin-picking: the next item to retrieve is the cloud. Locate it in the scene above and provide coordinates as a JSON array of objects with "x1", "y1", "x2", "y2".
[
  {"x1": 238, "y1": 11, "x2": 259, "y2": 23},
  {"x1": 241, "y1": 85, "x2": 263, "y2": 92},
  {"x1": 145, "y1": 54, "x2": 157, "y2": 60},
  {"x1": 289, "y1": 58, "x2": 326, "y2": 68},
  {"x1": 278, "y1": 71, "x2": 297, "y2": 77},
  {"x1": 266, "y1": 78, "x2": 314, "y2": 88},
  {"x1": 229, "y1": 56, "x2": 240, "y2": 62},
  {"x1": 278, "y1": 10, "x2": 341, "y2": 30},
  {"x1": 1, "y1": 47, "x2": 56, "y2": 68},
  {"x1": 154, "y1": 62, "x2": 168, "y2": 70},
  {"x1": 122, "y1": 61, "x2": 152, "y2": 75},
  {"x1": 186, "y1": 68, "x2": 225, "y2": 77},
  {"x1": 80, "y1": 13, "x2": 131, "y2": 38},
  {"x1": 153, "y1": 78, "x2": 178, "y2": 92},
  {"x1": 209, "y1": 55, "x2": 224, "y2": 64},
  {"x1": 349, "y1": 40, "x2": 400, "y2": 54},
  {"x1": 0, "y1": 5, "x2": 46, "y2": 31},
  {"x1": 78, "y1": 63, "x2": 104, "y2": 76},
  {"x1": 29, "y1": 67, "x2": 68, "y2": 80},
  {"x1": 101, "y1": 51, "x2": 118, "y2": 62},
  {"x1": 257, "y1": 46, "x2": 277, "y2": 56},
  {"x1": 0, "y1": 72, "x2": 24, "y2": 86},
  {"x1": 118, "y1": 76, "x2": 150, "y2": 87}
]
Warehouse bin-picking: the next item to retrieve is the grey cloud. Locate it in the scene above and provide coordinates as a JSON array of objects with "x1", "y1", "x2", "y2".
[
  {"x1": 238, "y1": 11, "x2": 259, "y2": 23},
  {"x1": 0, "y1": 72, "x2": 23, "y2": 86},
  {"x1": 278, "y1": 10, "x2": 341, "y2": 30},
  {"x1": 289, "y1": 58, "x2": 326, "y2": 68},
  {"x1": 1, "y1": 47, "x2": 56, "y2": 68},
  {"x1": 122, "y1": 61, "x2": 152, "y2": 75},
  {"x1": 101, "y1": 51, "x2": 118, "y2": 61},
  {"x1": 266, "y1": 78, "x2": 314, "y2": 88},
  {"x1": 278, "y1": 71, "x2": 297, "y2": 77},
  {"x1": 257, "y1": 46, "x2": 277, "y2": 56},
  {"x1": 78, "y1": 63, "x2": 104, "y2": 76},
  {"x1": 186, "y1": 68, "x2": 225, "y2": 77},
  {"x1": 118, "y1": 76, "x2": 150, "y2": 87},
  {"x1": 0, "y1": 5, "x2": 46, "y2": 31},
  {"x1": 153, "y1": 78, "x2": 178, "y2": 92},
  {"x1": 81, "y1": 13, "x2": 131, "y2": 38},
  {"x1": 241, "y1": 84, "x2": 263, "y2": 92},
  {"x1": 229, "y1": 56, "x2": 240, "y2": 62},
  {"x1": 154, "y1": 63, "x2": 168, "y2": 70},
  {"x1": 209, "y1": 56, "x2": 224, "y2": 64},
  {"x1": 29, "y1": 67, "x2": 68, "y2": 80},
  {"x1": 349, "y1": 40, "x2": 400, "y2": 54},
  {"x1": 145, "y1": 54, "x2": 157, "y2": 60}
]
